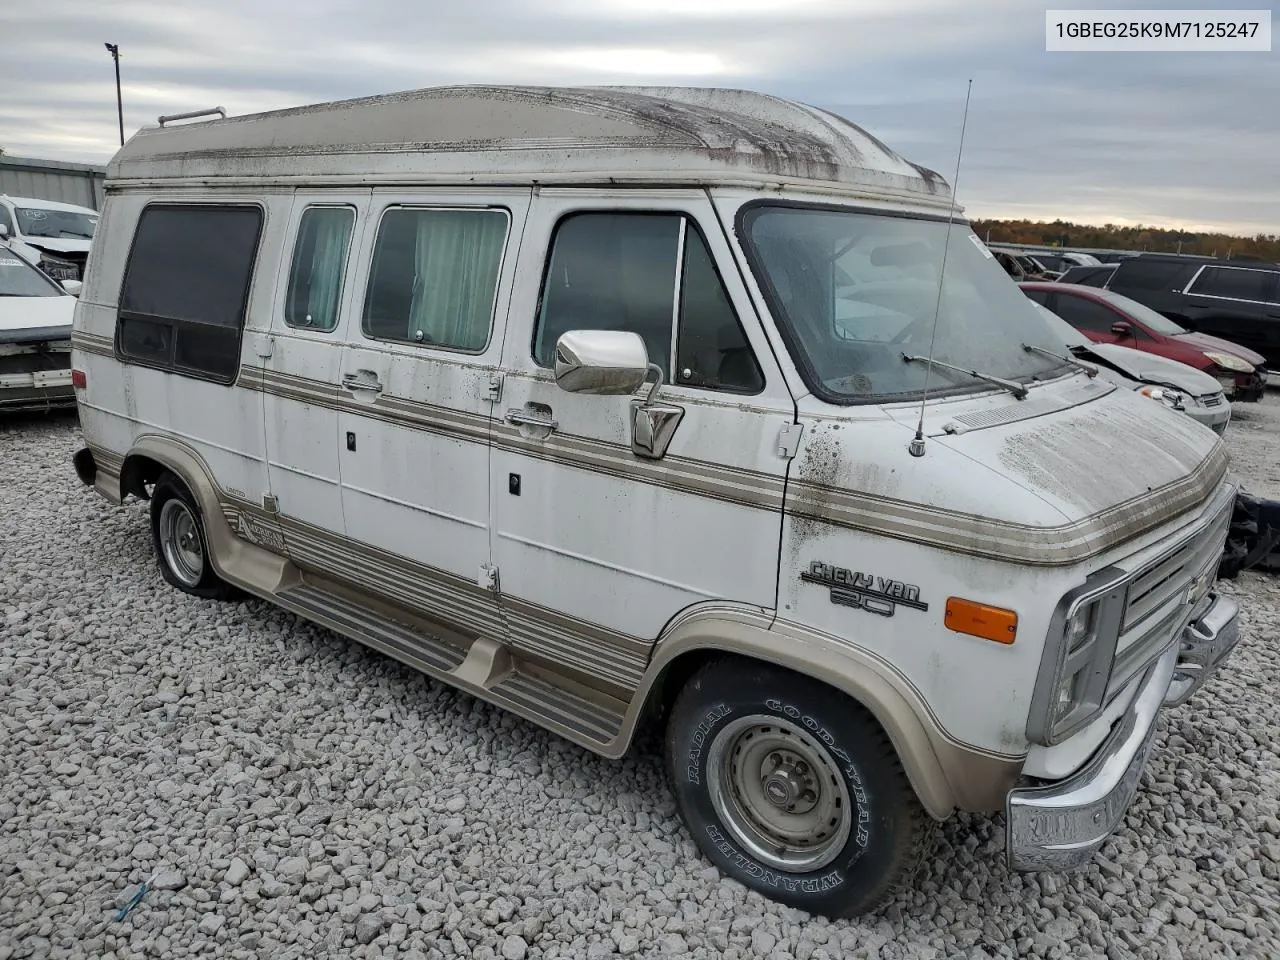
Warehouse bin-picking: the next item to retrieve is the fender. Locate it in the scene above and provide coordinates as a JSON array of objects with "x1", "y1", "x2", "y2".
[
  {"x1": 619, "y1": 603, "x2": 1024, "y2": 819},
  {"x1": 121, "y1": 434, "x2": 299, "y2": 597}
]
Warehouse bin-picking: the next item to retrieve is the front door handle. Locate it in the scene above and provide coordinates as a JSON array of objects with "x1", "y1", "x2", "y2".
[
  {"x1": 342, "y1": 370, "x2": 383, "y2": 394},
  {"x1": 504, "y1": 408, "x2": 559, "y2": 431}
]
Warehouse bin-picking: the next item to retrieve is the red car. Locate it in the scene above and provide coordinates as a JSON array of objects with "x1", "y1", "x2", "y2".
[{"x1": 1019, "y1": 281, "x2": 1267, "y2": 402}]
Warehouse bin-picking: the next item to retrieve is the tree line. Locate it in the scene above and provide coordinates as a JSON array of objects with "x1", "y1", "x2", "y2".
[{"x1": 969, "y1": 218, "x2": 1280, "y2": 262}]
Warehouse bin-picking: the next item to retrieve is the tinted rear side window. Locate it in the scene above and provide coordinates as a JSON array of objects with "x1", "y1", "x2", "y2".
[
  {"x1": 117, "y1": 204, "x2": 263, "y2": 383},
  {"x1": 1111, "y1": 259, "x2": 1187, "y2": 291},
  {"x1": 1051, "y1": 293, "x2": 1119, "y2": 333},
  {"x1": 1187, "y1": 266, "x2": 1278, "y2": 303}
]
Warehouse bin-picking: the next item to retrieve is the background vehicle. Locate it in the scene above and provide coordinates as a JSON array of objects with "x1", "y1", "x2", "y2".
[
  {"x1": 1020, "y1": 281, "x2": 1266, "y2": 401},
  {"x1": 1058, "y1": 263, "x2": 1117, "y2": 287},
  {"x1": 0, "y1": 194, "x2": 98, "y2": 282},
  {"x1": 1100, "y1": 254, "x2": 1279, "y2": 384},
  {"x1": 0, "y1": 244, "x2": 78, "y2": 411},
  {"x1": 1028, "y1": 301, "x2": 1231, "y2": 435}
]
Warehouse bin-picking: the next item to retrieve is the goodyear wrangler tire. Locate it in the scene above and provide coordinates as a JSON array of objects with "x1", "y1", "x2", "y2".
[
  {"x1": 149, "y1": 473, "x2": 241, "y2": 601},
  {"x1": 666, "y1": 657, "x2": 935, "y2": 918}
]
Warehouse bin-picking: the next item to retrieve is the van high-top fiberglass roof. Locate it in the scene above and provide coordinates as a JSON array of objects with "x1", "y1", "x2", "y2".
[{"x1": 108, "y1": 85, "x2": 955, "y2": 208}]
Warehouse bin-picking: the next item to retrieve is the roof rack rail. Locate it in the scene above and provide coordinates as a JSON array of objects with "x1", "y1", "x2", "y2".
[{"x1": 158, "y1": 107, "x2": 227, "y2": 127}]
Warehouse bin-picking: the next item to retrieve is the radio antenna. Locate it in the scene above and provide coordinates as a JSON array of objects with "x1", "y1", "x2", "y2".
[{"x1": 909, "y1": 78, "x2": 973, "y2": 458}]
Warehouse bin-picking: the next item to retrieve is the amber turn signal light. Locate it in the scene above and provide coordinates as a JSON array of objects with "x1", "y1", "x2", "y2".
[{"x1": 945, "y1": 597, "x2": 1017, "y2": 644}]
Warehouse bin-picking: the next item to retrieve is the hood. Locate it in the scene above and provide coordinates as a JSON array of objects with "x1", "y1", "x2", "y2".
[
  {"x1": 0, "y1": 295, "x2": 76, "y2": 340},
  {"x1": 793, "y1": 377, "x2": 1225, "y2": 567},
  {"x1": 1175, "y1": 331, "x2": 1266, "y2": 368},
  {"x1": 1081, "y1": 342, "x2": 1223, "y2": 397},
  {"x1": 21, "y1": 237, "x2": 92, "y2": 256}
]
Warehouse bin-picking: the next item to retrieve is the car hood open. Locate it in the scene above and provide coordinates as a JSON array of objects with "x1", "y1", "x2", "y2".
[
  {"x1": 20, "y1": 237, "x2": 93, "y2": 256},
  {"x1": 1081, "y1": 342, "x2": 1223, "y2": 397}
]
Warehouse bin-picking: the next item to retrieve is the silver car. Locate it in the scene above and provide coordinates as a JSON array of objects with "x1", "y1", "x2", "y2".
[{"x1": 1031, "y1": 302, "x2": 1231, "y2": 436}]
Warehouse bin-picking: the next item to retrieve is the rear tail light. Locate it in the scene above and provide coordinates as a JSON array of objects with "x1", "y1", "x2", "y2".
[{"x1": 71, "y1": 369, "x2": 87, "y2": 389}]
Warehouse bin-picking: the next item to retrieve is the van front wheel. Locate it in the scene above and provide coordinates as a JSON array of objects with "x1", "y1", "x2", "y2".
[
  {"x1": 665, "y1": 657, "x2": 935, "y2": 918},
  {"x1": 149, "y1": 474, "x2": 240, "y2": 601}
]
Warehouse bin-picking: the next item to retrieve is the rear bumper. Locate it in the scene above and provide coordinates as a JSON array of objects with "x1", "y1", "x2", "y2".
[{"x1": 1006, "y1": 592, "x2": 1240, "y2": 872}]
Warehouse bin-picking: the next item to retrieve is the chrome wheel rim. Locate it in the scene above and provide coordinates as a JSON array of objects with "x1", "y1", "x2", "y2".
[
  {"x1": 159, "y1": 498, "x2": 204, "y2": 587},
  {"x1": 706, "y1": 714, "x2": 853, "y2": 872}
]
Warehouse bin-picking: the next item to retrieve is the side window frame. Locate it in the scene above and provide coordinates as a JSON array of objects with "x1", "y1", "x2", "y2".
[
  {"x1": 358, "y1": 203, "x2": 512, "y2": 355},
  {"x1": 1184, "y1": 264, "x2": 1279, "y2": 305},
  {"x1": 114, "y1": 200, "x2": 265, "y2": 386},
  {"x1": 531, "y1": 209, "x2": 765, "y2": 396},
  {"x1": 283, "y1": 204, "x2": 357, "y2": 334}
]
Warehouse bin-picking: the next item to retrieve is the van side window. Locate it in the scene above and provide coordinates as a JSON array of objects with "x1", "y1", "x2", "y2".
[
  {"x1": 533, "y1": 213, "x2": 763, "y2": 393},
  {"x1": 117, "y1": 204, "x2": 263, "y2": 383},
  {"x1": 1188, "y1": 266, "x2": 1277, "y2": 303},
  {"x1": 362, "y1": 207, "x2": 508, "y2": 351},
  {"x1": 285, "y1": 206, "x2": 355, "y2": 331}
]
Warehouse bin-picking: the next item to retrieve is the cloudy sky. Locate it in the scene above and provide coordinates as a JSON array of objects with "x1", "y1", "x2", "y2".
[{"x1": 2, "y1": 0, "x2": 1275, "y2": 234}]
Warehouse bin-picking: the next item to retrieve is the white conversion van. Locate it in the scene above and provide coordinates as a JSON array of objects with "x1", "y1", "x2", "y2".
[{"x1": 70, "y1": 86, "x2": 1242, "y2": 918}]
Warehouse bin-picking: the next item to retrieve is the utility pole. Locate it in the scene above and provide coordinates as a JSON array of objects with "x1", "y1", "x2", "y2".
[{"x1": 104, "y1": 43, "x2": 123, "y2": 147}]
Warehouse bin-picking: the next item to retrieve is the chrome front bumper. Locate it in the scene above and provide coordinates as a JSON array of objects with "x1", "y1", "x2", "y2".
[{"x1": 1006, "y1": 592, "x2": 1241, "y2": 872}]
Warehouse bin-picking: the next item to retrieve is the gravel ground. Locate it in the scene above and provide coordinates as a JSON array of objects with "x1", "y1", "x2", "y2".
[{"x1": 2, "y1": 401, "x2": 1279, "y2": 960}]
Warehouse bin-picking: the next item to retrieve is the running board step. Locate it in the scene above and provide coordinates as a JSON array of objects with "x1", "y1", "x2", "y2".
[
  {"x1": 272, "y1": 583, "x2": 627, "y2": 750},
  {"x1": 276, "y1": 583, "x2": 467, "y2": 675},
  {"x1": 489, "y1": 670, "x2": 625, "y2": 745}
]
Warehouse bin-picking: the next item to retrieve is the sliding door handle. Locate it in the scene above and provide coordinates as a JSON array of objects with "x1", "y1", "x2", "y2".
[{"x1": 341, "y1": 370, "x2": 383, "y2": 393}]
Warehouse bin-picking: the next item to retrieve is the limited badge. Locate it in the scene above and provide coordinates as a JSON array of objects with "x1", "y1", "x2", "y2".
[{"x1": 800, "y1": 561, "x2": 928, "y2": 618}]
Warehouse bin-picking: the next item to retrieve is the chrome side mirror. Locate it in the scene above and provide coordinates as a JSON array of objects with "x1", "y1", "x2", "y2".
[
  {"x1": 553, "y1": 330, "x2": 651, "y2": 396},
  {"x1": 552, "y1": 329, "x2": 686, "y2": 459}
]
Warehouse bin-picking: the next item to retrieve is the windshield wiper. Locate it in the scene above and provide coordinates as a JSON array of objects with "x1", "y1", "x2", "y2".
[
  {"x1": 902, "y1": 353, "x2": 1028, "y2": 400},
  {"x1": 1022, "y1": 342, "x2": 1098, "y2": 378}
]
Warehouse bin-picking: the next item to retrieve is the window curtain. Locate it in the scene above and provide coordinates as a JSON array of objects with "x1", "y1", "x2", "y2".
[
  {"x1": 302, "y1": 209, "x2": 353, "y2": 330},
  {"x1": 407, "y1": 210, "x2": 507, "y2": 349}
]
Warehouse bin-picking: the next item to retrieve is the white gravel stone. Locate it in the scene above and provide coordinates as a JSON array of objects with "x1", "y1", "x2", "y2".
[
  {"x1": 224, "y1": 858, "x2": 250, "y2": 886},
  {"x1": 3, "y1": 405, "x2": 1280, "y2": 958}
]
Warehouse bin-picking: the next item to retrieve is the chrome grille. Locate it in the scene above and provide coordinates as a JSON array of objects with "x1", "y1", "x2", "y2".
[
  {"x1": 1200, "y1": 395, "x2": 1223, "y2": 408},
  {"x1": 1105, "y1": 490, "x2": 1233, "y2": 701}
]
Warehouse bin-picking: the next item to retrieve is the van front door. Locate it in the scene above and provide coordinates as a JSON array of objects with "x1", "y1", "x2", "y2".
[
  {"x1": 491, "y1": 191, "x2": 793, "y2": 697},
  {"x1": 334, "y1": 191, "x2": 529, "y2": 641}
]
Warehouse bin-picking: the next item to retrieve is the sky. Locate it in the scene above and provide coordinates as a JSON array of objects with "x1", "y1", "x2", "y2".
[{"x1": 1, "y1": 0, "x2": 1276, "y2": 235}]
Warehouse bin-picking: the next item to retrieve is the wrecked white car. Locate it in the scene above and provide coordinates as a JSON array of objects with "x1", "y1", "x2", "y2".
[
  {"x1": 1031, "y1": 302, "x2": 1231, "y2": 436},
  {"x1": 0, "y1": 246, "x2": 78, "y2": 412}
]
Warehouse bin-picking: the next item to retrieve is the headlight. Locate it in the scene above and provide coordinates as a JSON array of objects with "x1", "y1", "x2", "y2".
[
  {"x1": 1137, "y1": 385, "x2": 1185, "y2": 410},
  {"x1": 38, "y1": 253, "x2": 80, "y2": 281},
  {"x1": 1204, "y1": 352, "x2": 1253, "y2": 373},
  {"x1": 1029, "y1": 576, "x2": 1126, "y2": 745}
]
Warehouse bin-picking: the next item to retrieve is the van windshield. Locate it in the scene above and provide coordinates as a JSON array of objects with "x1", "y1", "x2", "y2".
[{"x1": 739, "y1": 205, "x2": 1070, "y2": 404}]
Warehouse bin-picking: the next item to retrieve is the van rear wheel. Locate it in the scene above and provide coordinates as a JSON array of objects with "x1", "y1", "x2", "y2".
[
  {"x1": 149, "y1": 473, "x2": 240, "y2": 601},
  {"x1": 665, "y1": 657, "x2": 935, "y2": 918}
]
